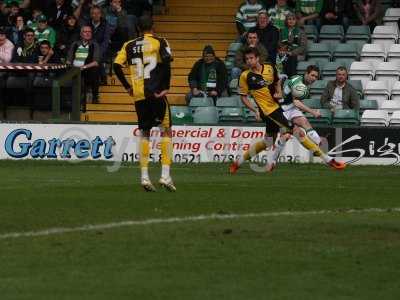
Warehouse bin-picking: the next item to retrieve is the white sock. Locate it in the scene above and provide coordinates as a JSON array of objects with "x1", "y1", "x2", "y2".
[
  {"x1": 306, "y1": 129, "x2": 321, "y2": 145},
  {"x1": 141, "y1": 167, "x2": 149, "y2": 180},
  {"x1": 271, "y1": 136, "x2": 287, "y2": 163},
  {"x1": 161, "y1": 165, "x2": 170, "y2": 178},
  {"x1": 321, "y1": 154, "x2": 332, "y2": 163}
]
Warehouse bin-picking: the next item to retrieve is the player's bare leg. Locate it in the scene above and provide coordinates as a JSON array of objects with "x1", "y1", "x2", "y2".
[
  {"x1": 230, "y1": 135, "x2": 275, "y2": 174},
  {"x1": 267, "y1": 117, "x2": 345, "y2": 171},
  {"x1": 139, "y1": 129, "x2": 156, "y2": 191},
  {"x1": 159, "y1": 127, "x2": 176, "y2": 191}
]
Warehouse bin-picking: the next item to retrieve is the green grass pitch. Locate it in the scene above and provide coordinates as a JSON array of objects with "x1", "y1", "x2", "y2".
[{"x1": 1, "y1": 160, "x2": 400, "y2": 299}]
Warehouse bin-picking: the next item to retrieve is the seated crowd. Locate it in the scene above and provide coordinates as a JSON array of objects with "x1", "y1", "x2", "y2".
[
  {"x1": 0, "y1": 0, "x2": 152, "y2": 113},
  {"x1": 187, "y1": 0, "x2": 390, "y2": 115}
]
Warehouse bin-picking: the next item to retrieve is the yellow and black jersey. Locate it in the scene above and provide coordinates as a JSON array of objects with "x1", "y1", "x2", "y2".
[
  {"x1": 239, "y1": 63, "x2": 280, "y2": 116},
  {"x1": 113, "y1": 33, "x2": 172, "y2": 102}
]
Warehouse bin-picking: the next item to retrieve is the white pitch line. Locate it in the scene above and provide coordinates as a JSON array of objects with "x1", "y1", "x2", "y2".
[{"x1": 1, "y1": 207, "x2": 400, "y2": 240}]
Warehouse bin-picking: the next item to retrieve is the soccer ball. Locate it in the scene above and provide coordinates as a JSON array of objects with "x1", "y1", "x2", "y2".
[{"x1": 291, "y1": 83, "x2": 308, "y2": 100}]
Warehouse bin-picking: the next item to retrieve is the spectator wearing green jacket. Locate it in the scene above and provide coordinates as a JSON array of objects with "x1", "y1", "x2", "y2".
[
  {"x1": 296, "y1": 0, "x2": 323, "y2": 29},
  {"x1": 34, "y1": 15, "x2": 56, "y2": 48},
  {"x1": 268, "y1": 0, "x2": 293, "y2": 31}
]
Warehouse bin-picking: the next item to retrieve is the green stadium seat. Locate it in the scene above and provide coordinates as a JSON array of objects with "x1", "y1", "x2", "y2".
[
  {"x1": 304, "y1": 25, "x2": 318, "y2": 42},
  {"x1": 244, "y1": 109, "x2": 257, "y2": 122},
  {"x1": 348, "y1": 80, "x2": 363, "y2": 97},
  {"x1": 305, "y1": 109, "x2": 332, "y2": 126},
  {"x1": 346, "y1": 25, "x2": 371, "y2": 42},
  {"x1": 319, "y1": 25, "x2": 345, "y2": 45},
  {"x1": 224, "y1": 57, "x2": 234, "y2": 70},
  {"x1": 170, "y1": 106, "x2": 193, "y2": 125},
  {"x1": 192, "y1": 106, "x2": 219, "y2": 124},
  {"x1": 346, "y1": 40, "x2": 367, "y2": 56},
  {"x1": 303, "y1": 98, "x2": 322, "y2": 109},
  {"x1": 307, "y1": 42, "x2": 331, "y2": 61},
  {"x1": 332, "y1": 109, "x2": 360, "y2": 126},
  {"x1": 227, "y1": 42, "x2": 242, "y2": 57},
  {"x1": 297, "y1": 60, "x2": 320, "y2": 75},
  {"x1": 309, "y1": 80, "x2": 328, "y2": 98},
  {"x1": 189, "y1": 97, "x2": 214, "y2": 107},
  {"x1": 218, "y1": 107, "x2": 245, "y2": 122},
  {"x1": 359, "y1": 99, "x2": 378, "y2": 116},
  {"x1": 333, "y1": 43, "x2": 358, "y2": 60},
  {"x1": 334, "y1": 58, "x2": 355, "y2": 70},
  {"x1": 216, "y1": 96, "x2": 240, "y2": 107},
  {"x1": 229, "y1": 78, "x2": 239, "y2": 94},
  {"x1": 322, "y1": 61, "x2": 347, "y2": 80}
]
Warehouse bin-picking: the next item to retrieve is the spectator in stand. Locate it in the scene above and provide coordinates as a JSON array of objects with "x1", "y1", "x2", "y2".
[
  {"x1": 34, "y1": 15, "x2": 57, "y2": 47},
  {"x1": 352, "y1": 0, "x2": 382, "y2": 31},
  {"x1": 320, "y1": 0, "x2": 354, "y2": 29},
  {"x1": 72, "y1": 0, "x2": 107, "y2": 25},
  {"x1": 279, "y1": 12, "x2": 307, "y2": 78},
  {"x1": 186, "y1": 45, "x2": 228, "y2": 105},
  {"x1": 320, "y1": 66, "x2": 360, "y2": 113},
  {"x1": 124, "y1": 0, "x2": 152, "y2": 38},
  {"x1": 6, "y1": 14, "x2": 24, "y2": 45},
  {"x1": 250, "y1": 10, "x2": 279, "y2": 64},
  {"x1": 47, "y1": 0, "x2": 73, "y2": 31},
  {"x1": 67, "y1": 25, "x2": 100, "y2": 106},
  {"x1": 0, "y1": 26, "x2": 14, "y2": 116},
  {"x1": 260, "y1": 0, "x2": 296, "y2": 9},
  {"x1": 12, "y1": 27, "x2": 37, "y2": 63},
  {"x1": 104, "y1": 0, "x2": 136, "y2": 42},
  {"x1": 268, "y1": 0, "x2": 293, "y2": 31},
  {"x1": 3, "y1": 1, "x2": 20, "y2": 28},
  {"x1": 0, "y1": 26, "x2": 13, "y2": 62},
  {"x1": 0, "y1": 1, "x2": 7, "y2": 27},
  {"x1": 236, "y1": 0, "x2": 266, "y2": 35},
  {"x1": 3, "y1": 0, "x2": 30, "y2": 9},
  {"x1": 36, "y1": 40, "x2": 61, "y2": 64},
  {"x1": 232, "y1": 29, "x2": 269, "y2": 80},
  {"x1": 295, "y1": 0, "x2": 323, "y2": 28},
  {"x1": 27, "y1": 8, "x2": 45, "y2": 31},
  {"x1": 56, "y1": 15, "x2": 80, "y2": 59},
  {"x1": 87, "y1": 4, "x2": 110, "y2": 83}
]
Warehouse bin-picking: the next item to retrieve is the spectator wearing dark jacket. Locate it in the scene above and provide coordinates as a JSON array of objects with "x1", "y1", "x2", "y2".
[
  {"x1": 56, "y1": 15, "x2": 80, "y2": 59},
  {"x1": 249, "y1": 10, "x2": 279, "y2": 64},
  {"x1": 187, "y1": 45, "x2": 229, "y2": 105},
  {"x1": 320, "y1": 0, "x2": 354, "y2": 29},
  {"x1": 87, "y1": 5, "x2": 110, "y2": 58},
  {"x1": 47, "y1": 0, "x2": 73, "y2": 31},
  {"x1": 12, "y1": 27, "x2": 38, "y2": 63},
  {"x1": 67, "y1": 25, "x2": 101, "y2": 105},
  {"x1": 320, "y1": 67, "x2": 360, "y2": 112},
  {"x1": 232, "y1": 28, "x2": 269, "y2": 79},
  {"x1": 6, "y1": 14, "x2": 24, "y2": 45}
]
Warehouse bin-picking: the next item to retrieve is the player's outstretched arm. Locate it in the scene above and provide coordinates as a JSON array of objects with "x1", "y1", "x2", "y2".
[{"x1": 293, "y1": 99, "x2": 321, "y2": 118}]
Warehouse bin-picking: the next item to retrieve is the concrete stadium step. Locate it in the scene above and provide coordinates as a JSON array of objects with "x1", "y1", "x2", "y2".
[
  {"x1": 161, "y1": 32, "x2": 236, "y2": 40},
  {"x1": 99, "y1": 93, "x2": 186, "y2": 105},
  {"x1": 169, "y1": 40, "x2": 231, "y2": 51},
  {"x1": 81, "y1": 112, "x2": 138, "y2": 122},
  {"x1": 105, "y1": 75, "x2": 187, "y2": 87},
  {"x1": 153, "y1": 15, "x2": 234, "y2": 23},
  {"x1": 154, "y1": 22, "x2": 236, "y2": 34},
  {"x1": 86, "y1": 103, "x2": 135, "y2": 112},
  {"x1": 166, "y1": 0, "x2": 242, "y2": 8},
  {"x1": 174, "y1": 50, "x2": 226, "y2": 58},
  {"x1": 165, "y1": 6, "x2": 236, "y2": 16}
]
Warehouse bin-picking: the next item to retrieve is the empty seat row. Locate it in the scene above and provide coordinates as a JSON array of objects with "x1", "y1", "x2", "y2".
[
  {"x1": 361, "y1": 110, "x2": 400, "y2": 126},
  {"x1": 304, "y1": 25, "x2": 370, "y2": 44}
]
